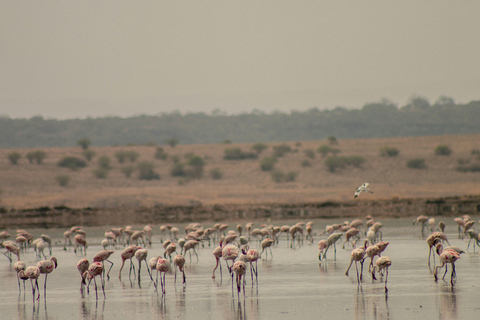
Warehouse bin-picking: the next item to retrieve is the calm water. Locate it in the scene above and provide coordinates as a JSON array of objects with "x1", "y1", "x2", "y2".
[{"x1": 1, "y1": 216, "x2": 479, "y2": 320}]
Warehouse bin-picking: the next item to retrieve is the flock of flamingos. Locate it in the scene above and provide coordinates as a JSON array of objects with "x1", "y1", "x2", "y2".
[{"x1": 2, "y1": 211, "x2": 479, "y2": 304}]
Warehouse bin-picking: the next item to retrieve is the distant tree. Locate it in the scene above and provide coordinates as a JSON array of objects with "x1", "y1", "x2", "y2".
[
  {"x1": 166, "y1": 138, "x2": 179, "y2": 147},
  {"x1": 126, "y1": 150, "x2": 140, "y2": 162},
  {"x1": 171, "y1": 155, "x2": 181, "y2": 164},
  {"x1": 434, "y1": 145, "x2": 452, "y2": 156},
  {"x1": 301, "y1": 159, "x2": 312, "y2": 167},
  {"x1": 98, "y1": 155, "x2": 111, "y2": 169},
  {"x1": 55, "y1": 174, "x2": 71, "y2": 187},
  {"x1": 82, "y1": 149, "x2": 96, "y2": 162},
  {"x1": 77, "y1": 138, "x2": 91, "y2": 150},
  {"x1": 273, "y1": 144, "x2": 292, "y2": 157},
  {"x1": 171, "y1": 163, "x2": 186, "y2": 177},
  {"x1": 433, "y1": 96, "x2": 455, "y2": 108},
  {"x1": 327, "y1": 136, "x2": 338, "y2": 145},
  {"x1": 407, "y1": 158, "x2": 427, "y2": 169},
  {"x1": 221, "y1": 139, "x2": 232, "y2": 144},
  {"x1": 154, "y1": 147, "x2": 168, "y2": 160},
  {"x1": 251, "y1": 143, "x2": 268, "y2": 154},
  {"x1": 7, "y1": 152, "x2": 21, "y2": 165},
  {"x1": 260, "y1": 156, "x2": 277, "y2": 171},
  {"x1": 114, "y1": 150, "x2": 128, "y2": 163},
  {"x1": 93, "y1": 167, "x2": 109, "y2": 179},
  {"x1": 137, "y1": 161, "x2": 160, "y2": 180},
  {"x1": 317, "y1": 145, "x2": 340, "y2": 158},
  {"x1": 403, "y1": 95, "x2": 430, "y2": 111},
  {"x1": 210, "y1": 168, "x2": 223, "y2": 180},
  {"x1": 224, "y1": 148, "x2": 258, "y2": 160},
  {"x1": 57, "y1": 156, "x2": 87, "y2": 170},
  {"x1": 186, "y1": 155, "x2": 206, "y2": 179},
  {"x1": 121, "y1": 165, "x2": 135, "y2": 178},
  {"x1": 379, "y1": 146, "x2": 399, "y2": 157},
  {"x1": 304, "y1": 149, "x2": 315, "y2": 159},
  {"x1": 270, "y1": 170, "x2": 285, "y2": 183}
]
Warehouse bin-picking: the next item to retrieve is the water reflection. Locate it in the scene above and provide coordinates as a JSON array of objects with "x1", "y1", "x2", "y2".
[
  {"x1": 354, "y1": 286, "x2": 390, "y2": 320},
  {"x1": 437, "y1": 284, "x2": 458, "y2": 320}
]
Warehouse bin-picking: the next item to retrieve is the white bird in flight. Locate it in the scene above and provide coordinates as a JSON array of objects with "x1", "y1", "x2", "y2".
[{"x1": 354, "y1": 182, "x2": 373, "y2": 198}]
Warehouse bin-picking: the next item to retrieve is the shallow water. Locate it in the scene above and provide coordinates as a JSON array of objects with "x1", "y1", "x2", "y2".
[{"x1": 1, "y1": 217, "x2": 480, "y2": 320}]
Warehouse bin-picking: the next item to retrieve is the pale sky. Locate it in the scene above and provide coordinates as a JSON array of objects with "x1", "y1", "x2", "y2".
[{"x1": 1, "y1": 1, "x2": 479, "y2": 119}]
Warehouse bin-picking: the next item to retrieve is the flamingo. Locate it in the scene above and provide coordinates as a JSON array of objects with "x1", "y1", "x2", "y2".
[
  {"x1": 40, "y1": 234, "x2": 52, "y2": 255},
  {"x1": 135, "y1": 248, "x2": 154, "y2": 283},
  {"x1": 260, "y1": 238, "x2": 274, "y2": 259},
  {"x1": 434, "y1": 244, "x2": 461, "y2": 285},
  {"x1": 321, "y1": 233, "x2": 342, "y2": 261},
  {"x1": 76, "y1": 258, "x2": 89, "y2": 295},
  {"x1": 453, "y1": 217, "x2": 464, "y2": 239},
  {"x1": 37, "y1": 256, "x2": 57, "y2": 299},
  {"x1": 173, "y1": 254, "x2": 186, "y2": 286},
  {"x1": 3, "y1": 242, "x2": 20, "y2": 263},
  {"x1": 83, "y1": 262, "x2": 105, "y2": 299},
  {"x1": 35, "y1": 240, "x2": 47, "y2": 260},
  {"x1": 371, "y1": 256, "x2": 392, "y2": 292},
  {"x1": 354, "y1": 182, "x2": 373, "y2": 198},
  {"x1": 212, "y1": 244, "x2": 224, "y2": 279},
  {"x1": 427, "y1": 232, "x2": 450, "y2": 267},
  {"x1": 222, "y1": 244, "x2": 239, "y2": 273},
  {"x1": 183, "y1": 240, "x2": 199, "y2": 262},
  {"x1": 93, "y1": 250, "x2": 114, "y2": 280},
  {"x1": 413, "y1": 215, "x2": 429, "y2": 236},
  {"x1": 246, "y1": 247, "x2": 260, "y2": 283},
  {"x1": 342, "y1": 228, "x2": 360, "y2": 249},
  {"x1": 466, "y1": 230, "x2": 480, "y2": 253},
  {"x1": 14, "y1": 261, "x2": 27, "y2": 292},
  {"x1": 23, "y1": 266, "x2": 41, "y2": 301},
  {"x1": 164, "y1": 243, "x2": 177, "y2": 262},
  {"x1": 118, "y1": 245, "x2": 141, "y2": 280},
  {"x1": 231, "y1": 261, "x2": 247, "y2": 298},
  {"x1": 155, "y1": 258, "x2": 170, "y2": 294},
  {"x1": 74, "y1": 234, "x2": 87, "y2": 255},
  {"x1": 345, "y1": 240, "x2": 368, "y2": 284}
]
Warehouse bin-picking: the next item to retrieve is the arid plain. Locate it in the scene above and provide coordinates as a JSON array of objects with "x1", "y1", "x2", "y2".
[{"x1": 1, "y1": 134, "x2": 480, "y2": 210}]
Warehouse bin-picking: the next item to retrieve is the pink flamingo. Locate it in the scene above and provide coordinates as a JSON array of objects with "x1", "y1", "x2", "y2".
[
  {"x1": 183, "y1": 240, "x2": 199, "y2": 262},
  {"x1": 260, "y1": 238, "x2": 274, "y2": 259},
  {"x1": 246, "y1": 247, "x2": 260, "y2": 283},
  {"x1": 83, "y1": 262, "x2": 105, "y2": 299},
  {"x1": 342, "y1": 228, "x2": 360, "y2": 249},
  {"x1": 427, "y1": 232, "x2": 450, "y2": 267},
  {"x1": 77, "y1": 258, "x2": 89, "y2": 295},
  {"x1": 93, "y1": 250, "x2": 114, "y2": 280},
  {"x1": 74, "y1": 234, "x2": 87, "y2": 255},
  {"x1": 434, "y1": 244, "x2": 460, "y2": 285},
  {"x1": 23, "y1": 266, "x2": 41, "y2": 301},
  {"x1": 37, "y1": 256, "x2": 57, "y2": 299},
  {"x1": 345, "y1": 240, "x2": 368, "y2": 283},
  {"x1": 14, "y1": 261, "x2": 27, "y2": 292},
  {"x1": 118, "y1": 245, "x2": 141, "y2": 280},
  {"x1": 155, "y1": 258, "x2": 170, "y2": 294},
  {"x1": 371, "y1": 256, "x2": 392, "y2": 292},
  {"x1": 212, "y1": 244, "x2": 224, "y2": 279},
  {"x1": 3, "y1": 242, "x2": 20, "y2": 263},
  {"x1": 164, "y1": 243, "x2": 177, "y2": 262},
  {"x1": 173, "y1": 254, "x2": 186, "y2": 286},
  {"x1": 231, "y1": 261, "x2": 247, "y2": 298},
  {"x1": 135, "y1": 248, "x2": 154, "y2": 283},
  {"x1": 222, "y1": 244, "x2": 239, "y2": 273}
]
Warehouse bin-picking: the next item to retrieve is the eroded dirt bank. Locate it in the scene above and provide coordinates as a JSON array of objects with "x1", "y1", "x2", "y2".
[{"x1": 1, "y1": 195, "x2": 479, "y2": 229}]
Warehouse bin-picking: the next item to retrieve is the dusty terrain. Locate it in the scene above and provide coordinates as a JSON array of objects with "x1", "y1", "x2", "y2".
[{"x1": 1, "y1": 134, "x2": 480, "y2": 210}]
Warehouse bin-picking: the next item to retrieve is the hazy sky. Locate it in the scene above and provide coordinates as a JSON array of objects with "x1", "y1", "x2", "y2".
[{"x1": 1, "y1": 1, "x2": 479, "y2": 119}]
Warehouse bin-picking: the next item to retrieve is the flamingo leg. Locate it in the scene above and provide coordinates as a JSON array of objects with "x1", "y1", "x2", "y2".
[
  {"x1": 100, "y1": 274, "x2": 105, "y2": 299},
  {"x1": 43, "y1": 274, "x2": 48, "y2": 299},
  {"x1": 385, "y1": 268, "x2": 389, "y2": 292},
  {"x1": 105, "y1": 260, "x2": 114, "y2": 280}
]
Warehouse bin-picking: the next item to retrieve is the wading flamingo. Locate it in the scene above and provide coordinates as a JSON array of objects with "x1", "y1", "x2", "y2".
[
  {"x1": 93, "y1": 250, "x2": 114, "y2": 280},
  {"x1": 231, "y1": 261, "x2": 247, "y2": 299},
  {"x1": 135, "y1": 248, "x2": 154, "y2": 283},
  {"x1": 14, "y1": 261, "x2": 27, "y2": 292},
  {"x1": 434, "y1": 244, "x2": 460, "y2": 285},
  {"x1": 260, "y1": 238, "x2": 274, "y2": 259},
  {"x1": 427, "y1": 232, "x2": 450, "y2": 267},
  {"x1": 83, "y1": 262, "x2": 105, "y2": 299},
  {"x1": 118, "y1": 245, "x2": 141, "y2": 280},
  {"x1": 23, "y1": 266, "x2": 41, "y2": 301},
  {"x1": 173, "y1": 254, "x2": 186, "y2": 286},
  {"x1": 76, "y1": 258, "x2": 89, "y2": 295},
  {"x1": 372, "y1": 256, "x2": 392, "y2": 292},
  {"x1": 345, "y1": 240, "x2": 368, "y2": 284},
  {"x1": 155, "y1": 258, "x2": 170, "y2": 294},
  {"x1": 37, "y1": 256, "x2": 58, "y2": 299}
]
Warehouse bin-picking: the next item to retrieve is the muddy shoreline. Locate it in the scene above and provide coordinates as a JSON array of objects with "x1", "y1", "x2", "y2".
[{"x1": 1, "y1": 195, "x2": 479, "y2": 229}]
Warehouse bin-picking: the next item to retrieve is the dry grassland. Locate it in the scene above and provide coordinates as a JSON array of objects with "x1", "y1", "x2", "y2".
[{"x1": 1, "y1": 134, "x2": 480, "y2": 210}]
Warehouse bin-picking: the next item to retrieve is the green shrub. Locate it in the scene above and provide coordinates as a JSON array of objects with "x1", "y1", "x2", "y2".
[
  {"x1": 379, "y1": 146, "x2": 399, "y2": 157},
  {"x1": 121, "y1": 165, "x2": 135, "y2": 178},
  {"x1": 471, "y1": 149, "x2": 480, "y2": 155},
  {"x1": 210, "y1": 168, "x2": 223, "y2": 180},
  {"x1": 301, "y1": 160, "x2": 312, "y2": 167},
  {"x1": 327, "y1": 136, "x2": 338, "y2": 145},
  {"x1": 434, "y1": 145, "x2": 452, "y2": 156},
  {"x1": 26, "y1": 150, "x2": 46, "y2": 164},
  {"x1": 55, "y1": 174, "x2": 71, "y2": 187},
  {"x1": 285, "y1": 171, "x2": 298, "y2": 182},
  {"x1": 221, "y1": 139, "x2": 232, "y2": 144},
  {"x1": 347, "y1": 155, "x2": 366, "y2": 168},
  {"x1": 98, "y1": 155, "x2": 111, "y2": 169},
  {"x1": 166, "y1": 138, "x2": 179, "y2": 147},
  {"x1": 126, "y1": 150, "x2": 140, "y2": 162},
  {"x1": 7, "y1": 152, "x2": 21, "y2": 165},
  {"x1": 407, "y1": 158, "x2": 427, "y2": 169},
  {"x1": 273, "y1": 144, "x2": 292, "y2": 157},
  {"x1": 260, "y1": 156, "x2": 277, "y2": 171},
  {"x1": 325, "y1": 156, "x2": 348, "y2": 172},
  {"x1": 83, "y1": 149, "x2": 96, "y2": 162},
  {"x1": 77, "y1": 138, "x2": 91, "y2": 150},
  {"x1": 317, "y1": 145, "x2": 340, "y2": 158},
  {"x1": 115, "y1": 150, "x2": 128, "y2": 163},
  {"x1": 304, "y1": 149, "x2": 315, "y2": 159},
  {"x1": 270, "y1": 170, "x2": 285, "y2": 183},
  {"x1": 186, "y1": 155, "x2": 206, "y2": 179},
  {"x1": 171, "y1": 163, "x2": 186, "y2": 177},
  {"x1": 457, "y1": 158, "x2": 470, "y2": 165},
  {"x1": 251, "y1": 143, "x2": 268, "y2": 154},
  {"x1": 171, "y1": 155, "x2": 181, "y2": 164},
  {"x1": 93, "y1": 167, "x2": 109, "y2": 179},
  {"x1": 154, "y1": 147, "x2": 168, "y2": 160},
  {"x1": 58, "y1": 156, "x2": 87, "y2": 170},
  {"x1": 137, "y1": 161, "x2": 160, "y2": 180},
  {"x1": 224, "y1": 148, "x2": 258, "y2": 160},
  {"x1": 456, "y1": 163, "x2": 480, "y2": 172}
]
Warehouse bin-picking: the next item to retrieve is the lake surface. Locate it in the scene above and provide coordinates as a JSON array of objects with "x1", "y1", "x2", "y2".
[{"x1": 1, "y1": 216, "x2": 479, "y2": 320}]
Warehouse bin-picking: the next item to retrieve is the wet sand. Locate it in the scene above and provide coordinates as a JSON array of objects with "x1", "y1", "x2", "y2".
[{"x1": 1, "y1": 217, "x2": 479, "y2": 320}]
